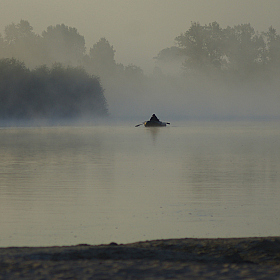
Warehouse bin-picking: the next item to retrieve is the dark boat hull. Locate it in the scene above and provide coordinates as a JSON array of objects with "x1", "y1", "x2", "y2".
[{"x1": 144, "y1": 121, "x2": 167, "y2": 127}]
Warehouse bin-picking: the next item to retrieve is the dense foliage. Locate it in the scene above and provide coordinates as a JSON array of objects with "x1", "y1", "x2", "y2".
[
  {"x1": 1, "y1": 20, "x2": 280, "y2": 81},
  {"x1": 156, "y1": 22, "x2": 280, "y2": 80},
  {"x1": 0, "y1": 21, "x2": 143, "y2": 79},
  {"x1": 0, "y1": 58, "x2": 108, "y2": 120}
]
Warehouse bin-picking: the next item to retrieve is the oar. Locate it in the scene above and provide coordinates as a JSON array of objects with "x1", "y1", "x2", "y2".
[{"x1": 135, "y1": 123, "x2": 143, "y2": 127}]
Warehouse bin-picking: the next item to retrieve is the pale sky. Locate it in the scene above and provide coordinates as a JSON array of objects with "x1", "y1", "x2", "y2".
[{"x1": 1, "y1": 0, "x2": 280, "y2": 73}]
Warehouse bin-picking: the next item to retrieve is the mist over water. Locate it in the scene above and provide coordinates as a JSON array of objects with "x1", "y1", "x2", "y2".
[
  {"x1": 105, "y1": 72, "x2": 280, "y2": 121},
  {"x1": 1, "y1": 122, "x2": 280, "y2": 246},
  {"x1": 0, "y1": 20, "x2": 280, "y2": 122}
]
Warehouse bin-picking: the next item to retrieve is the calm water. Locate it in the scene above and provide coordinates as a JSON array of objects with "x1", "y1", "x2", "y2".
[{"x1": 1, "y1": 121, "x2": 280, "y2": 247}]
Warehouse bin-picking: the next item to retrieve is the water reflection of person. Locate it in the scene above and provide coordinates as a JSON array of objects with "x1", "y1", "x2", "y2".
[
  {"x1": 147, "y1": 127, "x2": 160, "y2": 143},
  {"x1": 150, "y1": 114, "x2": 160, "y2": 122}
]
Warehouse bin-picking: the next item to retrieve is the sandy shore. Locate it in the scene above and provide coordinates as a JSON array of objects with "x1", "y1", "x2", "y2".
[{"x1": 1, "y1": 237, "x2": 280, "y2": 279}]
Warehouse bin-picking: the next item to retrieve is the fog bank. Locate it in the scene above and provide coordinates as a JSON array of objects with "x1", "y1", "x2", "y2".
[{"x1": 1, "y1": 19, "x2": 280, "y2": 121}]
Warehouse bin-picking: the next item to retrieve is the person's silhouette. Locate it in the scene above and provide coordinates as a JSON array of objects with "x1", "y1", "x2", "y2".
[{"x1": 150, "y1": 114, "x2": 160, "y2": 122}]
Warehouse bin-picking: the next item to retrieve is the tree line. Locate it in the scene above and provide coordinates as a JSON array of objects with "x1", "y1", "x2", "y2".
[
  {"x1": 0, "y1": 20, "x2": 143, "y2": 79},
  {"x1": 0, "y1": 58, "x2": 108, "y2": 120},
  {"x1": 155, "y1": 22, "x2": 280, "y2": 80},
  {"x1": 0, "y1": 20, "x2": 146, "y2": 120},
  {"x1": 1, "y1": 20, "x2": 280, "y2": 81},
  {"x1": 1, "y1": 20, "x2": 280, "y2": 120}
]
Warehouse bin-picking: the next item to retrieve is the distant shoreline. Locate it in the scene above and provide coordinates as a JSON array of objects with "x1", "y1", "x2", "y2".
[{"x1": 1, "y1": 237, "x2": 280, "y2": 279}]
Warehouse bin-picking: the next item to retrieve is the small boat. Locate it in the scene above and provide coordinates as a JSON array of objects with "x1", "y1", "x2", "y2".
[
  {"x1": 144, "y1": 120, "x2": 168, "y2": 127},
  {"x1": 135, "y1": 114, "x2": 170, "y2": 127}
]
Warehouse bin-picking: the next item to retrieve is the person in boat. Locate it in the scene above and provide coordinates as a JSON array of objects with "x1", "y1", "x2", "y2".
[{"x1": 150, "y1": 114, "x2": 160, "y2": 122}]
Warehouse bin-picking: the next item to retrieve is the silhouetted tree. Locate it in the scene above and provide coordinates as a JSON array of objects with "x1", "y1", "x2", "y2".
[
  {"x1": 223, "y1": 24, "x2": 266, "y2": 77},
  {"x1": 3, "y1": 20, "x2": 43, "y2": 68},
  {"x1": 163, "y1": 21, "x2": 280, "y2": 81},
  {"x1": 41, "y1": 24, "x2": 86, "y2": 66},
  {"x1": 0, "y1": 58, "x2": 108, "y2": 120},
  {"x1": 85, "y1": 37, "x2": 117, "y2": 76},
  {"x1": 0, "y1": 34, "x2": 6, "y2": 57},
  {"x1": 0, "y1": 58, "x2": 30, "y2": 118},
  {"x1": 265, "y1": 26, "x2": 280, "y2": 70},
  {"x1": 175, "y1": 22, "x2": 225, "y2": 72},
  {"x1": 154, "y1": 46, "x2": 188, "y2": 75},
  {"x1": 124, "y1": 64, "x2": 143, "y2": 78},
  {"x1": 154, "y1": 46, "x2": 183, "y2": 62}
]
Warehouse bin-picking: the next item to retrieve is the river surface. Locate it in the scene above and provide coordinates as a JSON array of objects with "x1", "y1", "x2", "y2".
[{"x1": 1, "y1": 121, "x2": 280, "y2": 247}]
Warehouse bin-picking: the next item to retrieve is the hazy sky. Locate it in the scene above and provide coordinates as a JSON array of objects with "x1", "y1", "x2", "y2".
[{"x1": 1, "y1": 0, "x2": 280, "y2": 73}]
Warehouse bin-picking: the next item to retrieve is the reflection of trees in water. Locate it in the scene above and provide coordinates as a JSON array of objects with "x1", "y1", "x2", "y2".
[{"x1": 0, "y1": 128, "x2": 115, "y2": 200}]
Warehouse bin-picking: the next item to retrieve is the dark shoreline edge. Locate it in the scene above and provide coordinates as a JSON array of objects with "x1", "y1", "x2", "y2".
[
  {"x1": 1, "y1": 236, "x2": 280, "y2": 264},
  {"x1": 1, "y1": 237, "x2": 280, "y2": 279}
]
